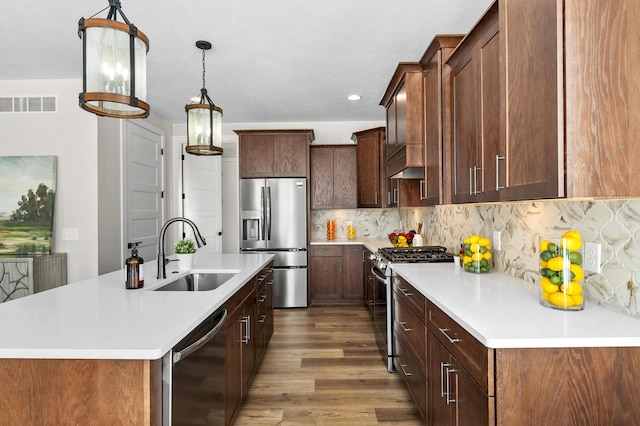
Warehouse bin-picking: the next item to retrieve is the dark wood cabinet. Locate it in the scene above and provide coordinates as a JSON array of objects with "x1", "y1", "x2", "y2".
[
  {"x1": 448, "y1": 3, "x2": 501, "y2": 204},
  {"x1": 310, "y1": 145, "x2": 357, "y2": 209},
  {"x1": 380, "y1": 64, "x2": 425, "y2": 179},
  {"x1": 235, "y1": 130, "x2": 314, "y2": 178},
  {"x1": 419, "y1": 35, "x2": 463, "y2": 206},
  {"x1": 309, "y1": 245, "x2": 363, "y2": 305},
  {"x1": 225, "y1": 260, "x2": 274, "y2": 425},
  {"x1": 353, "y1": 127, "x2": 385, "y2": 208},
  {"x1": 393, "y1": 276, "x2": 427, "y2": 420}
]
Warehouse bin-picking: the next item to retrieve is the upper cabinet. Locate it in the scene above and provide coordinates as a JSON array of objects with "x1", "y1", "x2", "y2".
[
  {"x1": 419, "y1": 35, "x2": 463, "y2": 206},
  {"x1": 310, "y1": 145, "x2": 357, "y2": 210},
  {"x1": 353, "y1": 127, "x2": 385, "y2": 208},
  {"x1": 447, "y1": 4, "x2": 501, "y2": 204},
  {"x1": 380, "y1": 63, "x2": 425, "y2": 179},
  {"x1": 235, "y1": 130, "x2": 314, "y2": 178},
  {"x1": 447, "y1": 0, "x2": 640, "y2": 202}
]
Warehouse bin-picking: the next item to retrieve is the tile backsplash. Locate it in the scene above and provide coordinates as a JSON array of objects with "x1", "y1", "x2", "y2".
[{"x1": 312, "y1": 198, "x2": 640, "y2": 317}]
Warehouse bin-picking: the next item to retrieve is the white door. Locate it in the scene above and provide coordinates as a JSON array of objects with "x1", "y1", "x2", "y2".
[
  {"x1": 182, "y1": 147, "x2": 222, "y2": 253},
  {"x1": 124, "y1": 121, "x2": 165, "y2": 263}
]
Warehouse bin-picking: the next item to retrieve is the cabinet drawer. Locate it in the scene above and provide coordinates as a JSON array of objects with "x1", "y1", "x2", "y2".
[
  {"x1": 393, "y1": 275, "x2": 426, "y2": 321},
  {"x1": 309, "y1": 245, "x2": 343, "y2": 257},
  {"x1": 394, "y1": 331, "x2": 427, "y2": 420},
  {"x1": 394, "y1": 296, "x2": 426, "y2": 373},
  {"x1": 427, "y1": 301, "x2": 494, "y2": 395}
]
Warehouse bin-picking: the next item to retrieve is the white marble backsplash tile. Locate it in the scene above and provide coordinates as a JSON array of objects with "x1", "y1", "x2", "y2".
[{"x1": 312, "y1": 197, "x2": 640, "y2": 317}]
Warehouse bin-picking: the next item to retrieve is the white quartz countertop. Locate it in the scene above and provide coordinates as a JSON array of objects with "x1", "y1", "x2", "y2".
[
  {"x1": 0, "y1": 250, "x2": 274, "y2": 360},
  {"x1": 392, "y1": 263, "x2": 640, "y2": 349}
]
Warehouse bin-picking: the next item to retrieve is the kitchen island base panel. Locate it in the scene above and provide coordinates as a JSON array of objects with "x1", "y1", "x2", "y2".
[
  {"x1": 496, "y1": 347, "x2": 640, "y2": 425},
  {"x1": 0, "y1": 358, "x2": 162, "y2": 425}
]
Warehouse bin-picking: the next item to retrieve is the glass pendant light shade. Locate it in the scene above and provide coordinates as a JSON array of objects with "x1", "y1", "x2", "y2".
[
  {"x1": 185, "y1": 40, "x2": 224, "y2": 156},
  {"x1": 78, "y1": 2, "x2": 150, "y2": 118},
  {"x1": 186, "y1": 101, "x2": 223, "y2": 155}
]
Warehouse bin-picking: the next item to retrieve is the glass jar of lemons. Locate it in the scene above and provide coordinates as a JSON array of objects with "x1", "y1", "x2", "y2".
[
  {"x1": 462, "y1": 235, "x2": 492, "y2": 273},
  {"x1": 539, "y1": 231, "x2": 585, "y2": 311}
]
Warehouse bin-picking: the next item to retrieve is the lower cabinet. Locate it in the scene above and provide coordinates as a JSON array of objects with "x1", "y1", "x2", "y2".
[
  {"x1": 393, "y1": 275, "x2": 428, "y2": 420},
  {"x1": 309, "y1": 245, "x2": 364, "y2": 305},
  {"x1": 225, "y1": 261, "x2": 274, "y2": 426}
]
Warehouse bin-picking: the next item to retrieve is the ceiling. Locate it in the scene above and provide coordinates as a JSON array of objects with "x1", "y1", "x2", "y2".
[{"x1": 1, "y1": 0, "x2": 492, "y2": 124}]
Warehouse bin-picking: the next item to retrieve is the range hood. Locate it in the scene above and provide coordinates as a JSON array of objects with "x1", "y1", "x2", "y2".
[{"x1": 389, "y1": 167, "x2": 424, "y2": 179}]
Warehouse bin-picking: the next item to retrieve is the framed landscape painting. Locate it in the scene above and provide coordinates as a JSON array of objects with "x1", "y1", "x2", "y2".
[{"x1": 0, "y1": 156, "x2": 57, "y2": 255}]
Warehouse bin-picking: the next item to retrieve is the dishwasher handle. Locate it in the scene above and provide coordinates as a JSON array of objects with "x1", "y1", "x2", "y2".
[{"x1": 173, "y1": 309, "x2": 228, "y2": 364}]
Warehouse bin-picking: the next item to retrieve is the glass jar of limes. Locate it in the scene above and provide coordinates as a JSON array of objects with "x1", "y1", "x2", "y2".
[
  {"x1": 539, "y1": 230, "x2": 585, "y2": 311},
  {"x1": 462, "y1": 235, "x2": 492, "y2": 273}
]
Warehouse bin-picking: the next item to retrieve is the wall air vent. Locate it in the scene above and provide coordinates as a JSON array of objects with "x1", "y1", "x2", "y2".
[{"x1": 0, "y1": 96, "x2": 57, "y2": 113}]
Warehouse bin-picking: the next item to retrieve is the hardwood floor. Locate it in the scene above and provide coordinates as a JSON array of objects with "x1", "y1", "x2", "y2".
[{"x1": 235, "y1": 305, "x2": 423, "y2": 425}]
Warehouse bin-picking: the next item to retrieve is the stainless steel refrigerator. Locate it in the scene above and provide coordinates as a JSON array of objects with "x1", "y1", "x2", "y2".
[{"x1": 240, "y1": 178, "x2": 307, "y2": 308}]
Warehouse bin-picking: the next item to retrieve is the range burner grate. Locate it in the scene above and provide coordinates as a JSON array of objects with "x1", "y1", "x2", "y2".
[{"x1": 378, "y1": 245, "x2": 454, "y2": 263}]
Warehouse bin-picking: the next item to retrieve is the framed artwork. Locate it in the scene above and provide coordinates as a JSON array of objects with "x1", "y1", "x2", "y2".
[{"x1": 0, "y1": 156, "x2": 57, "y2": 255}]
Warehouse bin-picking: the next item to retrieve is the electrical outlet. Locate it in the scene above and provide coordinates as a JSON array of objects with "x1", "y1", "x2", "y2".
[
  {"x1": 583, "y1": 242, "x2": 601, "y2": 273},
  {"x1": 62, "y1": 228, "x2": 79, "y2": 241},
  {"x1": 493, "y1": 230, "x2": 501, "y2": 251}
]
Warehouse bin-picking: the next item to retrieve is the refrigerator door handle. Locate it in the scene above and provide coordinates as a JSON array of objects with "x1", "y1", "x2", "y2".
[
  {"x1": 260, "y1": 186, "x2": 266, "y2": 240},
  {"x1": 266, "y1": 186, "x2": 272, "y2": 240}
]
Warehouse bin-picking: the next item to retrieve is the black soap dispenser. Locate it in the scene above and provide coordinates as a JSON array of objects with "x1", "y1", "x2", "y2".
[{"x1": 125, "y1": 242, "x2": 144, "y2": 289}]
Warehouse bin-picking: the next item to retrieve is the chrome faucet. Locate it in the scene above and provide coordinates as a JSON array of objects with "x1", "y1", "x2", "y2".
[{"x1": 157, "y1": 217, "x2": 207, "y2": 279}]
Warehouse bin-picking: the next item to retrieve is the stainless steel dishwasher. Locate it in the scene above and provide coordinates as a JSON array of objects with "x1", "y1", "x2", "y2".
[{"x1": 163, "y1": 307, "x2": 227, "y2": 425}]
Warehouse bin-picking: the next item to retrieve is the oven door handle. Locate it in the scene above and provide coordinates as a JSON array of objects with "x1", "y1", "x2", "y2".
[{"x1": 371, "y1": 267, "x2": 387, "y2": 284}]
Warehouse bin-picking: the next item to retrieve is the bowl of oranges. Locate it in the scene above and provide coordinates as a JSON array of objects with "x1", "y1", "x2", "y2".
[
  {"x1": 461, "y1": 235, "x2": 492, "y2": 273},
  {"x1": 539, "y1": 230, "x2": 585, "y2": 311}
]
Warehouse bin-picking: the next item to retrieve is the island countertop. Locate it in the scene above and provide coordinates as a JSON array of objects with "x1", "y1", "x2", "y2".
[{"x1": 0, "y1": 250, "x2": 274, "y2": 360}]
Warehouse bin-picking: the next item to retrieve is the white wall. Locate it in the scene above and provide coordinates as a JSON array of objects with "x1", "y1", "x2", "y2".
[{"x1": 0, "y1": 79, "x2": 99, "y2": 282}]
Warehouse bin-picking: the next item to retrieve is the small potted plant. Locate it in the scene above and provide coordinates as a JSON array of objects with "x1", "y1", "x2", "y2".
[{"x1": 174, "y1": 238, "x2": 196, "y2": 271}]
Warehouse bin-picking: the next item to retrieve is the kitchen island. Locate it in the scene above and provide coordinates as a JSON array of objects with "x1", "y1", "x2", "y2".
[{"x1": 0, "y1": 250, "x2": 274, "y2": 425}]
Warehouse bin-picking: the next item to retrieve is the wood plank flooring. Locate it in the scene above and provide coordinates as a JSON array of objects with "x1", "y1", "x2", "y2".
[{"x1": 234, "y1": 305, "x2": 423, "y2": 425}]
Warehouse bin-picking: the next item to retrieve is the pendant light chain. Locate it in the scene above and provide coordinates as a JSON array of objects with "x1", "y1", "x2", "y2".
[{"x1": 202, "y1": 48, "x2": 207, "y2": 92}]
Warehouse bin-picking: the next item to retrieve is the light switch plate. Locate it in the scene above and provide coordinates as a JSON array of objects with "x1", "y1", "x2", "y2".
[
  {"x1": 583, "y1": 242, "x2": 601, "y2": 273},
  {"x1": 62, "y1": 228, "x2": 79, "y2": 241}
]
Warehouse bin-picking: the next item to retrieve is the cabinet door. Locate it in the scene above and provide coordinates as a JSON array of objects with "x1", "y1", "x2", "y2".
[
  {"x1": 386, "y1": 97, "x2": 398, "y2": 159},
  {"x1": 387, "y1": 178, "x2": 398, "y2": 207},
  {"x1": 423, "y1": 57, "x2": 442, "y2": 206},
  {"x1": 451, "y1": 49, "x2": 478, "y2": 204},
  {"x1": 240, "y1": 295, "x2": 255, "y2": 398},
  {"x1": 332, "y1": 146, "x2": 357, "y2": 208},
  {"x1": 476, "y1": 19, "x2": 501, "y2": 203},
  {"x1": 225, "y1": 311, "x2": 243, "y2": 424},
  {"x1": 273, "y1": 134, "x2": 308, "y2": 177},
  {"x1": 239, "y1": 134, "x2": 274, "y2": 178},
  {"x1": 450, "y1": 356, "x2": 494, "y2": 426},
  {"x1": 342, "y1": 245, "x2": 364, "y2": 302},
  {"x1": 501, "y1": 0, "x2": 561, "y2": 200},
  {"x1": 428, "y1": 331, "x2": 453, "y2": 426},
  {"x1": 310, "y1": 147, "x2": 334, "y2": 209},
  {"x1": 356, "y1": 130, "x2": 383, "y2": 208},
  {"x1": 395, "y1": 82, "x2": 408, "y2": 156},
  {"x1": 309, "y1": 255, "x2": 343, "y2": 304}
]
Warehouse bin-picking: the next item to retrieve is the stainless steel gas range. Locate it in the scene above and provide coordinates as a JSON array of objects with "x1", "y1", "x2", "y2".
[{"x1": 369, "y1": 246, "x2": 454, "y2": 372}]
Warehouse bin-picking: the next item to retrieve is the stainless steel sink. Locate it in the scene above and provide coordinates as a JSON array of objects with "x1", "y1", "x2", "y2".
[{"x1": 154, "y1": 272, "x2": 237, "y2": 291}]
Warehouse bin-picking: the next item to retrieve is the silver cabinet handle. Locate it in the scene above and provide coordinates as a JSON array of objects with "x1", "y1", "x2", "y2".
[
  {"x1": 419, "y1": 179, "x2": 426, "y2": 200},
  {"x1": 400, "y1": 321, "x2": 412, "y2": 332},
  {"x1": 446, "y1": 365, "x2": 456, "y2": 404},
  {"x1": 496, "y1": 155, "x2": 506, "y2": 190},
  {"x1": 438, "y1": 327, "x2": 461, "y2": 343},
  {"x1": 393, "y1": 188, "x2": 398, "y2": 203},
  {"x1": 440, "y1": 361, "x2": 448, "y2": 398},
  {"x1": 258, "y1": 294, "x2": 267, "y2": 303},
  {"x1": 399, "y1": 363, "x2": 413, "y2": 377},
  {"x1": 258, "y1": 314, "x2": 267, "y2": 324},
  {"x1": 241, "y1": 316, "x2": 251, "y2": 344},
  {"x1": 400, "y1": 287, "x2": 413, "y2": 297},
  {"x1": 375, "y1": 192, "x2": 378, "y2": 205},
  {"x1": 469, "y1": 167, "x2": 473, "y2": 195}
]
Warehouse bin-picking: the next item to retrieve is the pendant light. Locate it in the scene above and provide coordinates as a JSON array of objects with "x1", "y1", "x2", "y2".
[
  {"x1": 185, "y1": 40, "x2": 224, "y2": 156},
  {"x1": 78, "y1": 0, "x2": 150, "y2": 118}
]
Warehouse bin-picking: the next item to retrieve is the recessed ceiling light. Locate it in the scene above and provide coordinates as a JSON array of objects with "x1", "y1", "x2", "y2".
[{"x1": 347, "y1": 94, "x2": 362, "y2": 101}]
